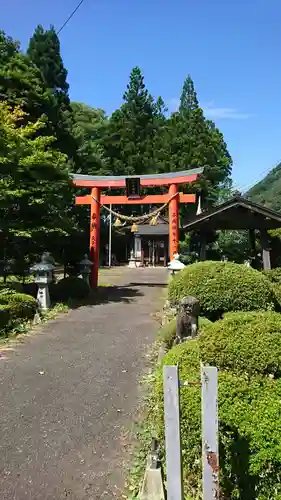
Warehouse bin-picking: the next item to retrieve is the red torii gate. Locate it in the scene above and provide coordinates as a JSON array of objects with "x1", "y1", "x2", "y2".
[{"x1": 73, "y1": 168, "x2": 202, "y2": 287}]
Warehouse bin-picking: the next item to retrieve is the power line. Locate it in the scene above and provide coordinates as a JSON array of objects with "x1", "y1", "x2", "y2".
[
  {"x1": 232, "y1": 159, "x2": 281, "y2": 195},
  {"x1": 57, "y1": 0, "x2": 86, "y2": 35}
]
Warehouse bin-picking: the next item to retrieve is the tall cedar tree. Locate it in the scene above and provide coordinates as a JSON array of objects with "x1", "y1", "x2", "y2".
[
  {"x1": 157, "y1": 75, "x2": 232, "y2": 208},
  {"x1": 177, "y1": 76, "x2": 232, "y2": 257},
  {"x1": 27, "y1": 25, "x2": 76, "y2": 158},
  {"x1": 102, "y1": 66, "x2": 165, "y2": 177}
]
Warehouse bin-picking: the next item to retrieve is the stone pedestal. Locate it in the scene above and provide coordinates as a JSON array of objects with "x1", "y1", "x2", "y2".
[
  {"x1": 128, "y1": 258, "x2": 137, "y2": 268},
  {"x1": 37, "y1": 284, "x2": 51, "y2": 310},
  {"x1": 81, "y1": 272, "x2": 90, "y2": 287},
  {"x1": 128, "y1": 258, "x2": 142, "y2": 268}
]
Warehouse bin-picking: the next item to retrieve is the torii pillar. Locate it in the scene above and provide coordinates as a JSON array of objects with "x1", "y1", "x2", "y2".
[
  {"x1": 89, "y1": 187, "x2": 101, "y2": 287},
  {"x1": 169, "y1": 184, "x2": 179, "y2": 258},
  {"x1": 73, "y1": 169, "x2": 203, "y2": 288}
]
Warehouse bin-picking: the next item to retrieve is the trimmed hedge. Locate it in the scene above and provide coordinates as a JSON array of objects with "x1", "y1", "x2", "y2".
[
  {"x1": 51, "y1": 276, "x2": 90, "y2": 302},
  {"x1": 199, "y1": 311, "x2": 281, "y2": 377},
  {"x1": 0, "y1": 304, "x2": 11, "y2": 330},
  {"x1": 263, "y1": 267, "x2": 281, "y2": 284},
  {"x1": 152, "y1": 341, "x2": 281, "y2": 499},
  {"x1": 157, "y1": 316, "x2": 212, "y2": 349},
  {"x1": 263, "y1": 268, "x2": 281, "y2": 310},
  {"x1": 168, "y1": 261, "x2": 275, "y2": 319},
  {"x1": 0, "y1": 292, "x2": 37, "y2": 320}
]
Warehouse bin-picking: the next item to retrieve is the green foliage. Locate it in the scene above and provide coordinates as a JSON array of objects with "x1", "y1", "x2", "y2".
[
  {"x1": 263, "y1": 267, "x2": 281, "y2": 284},
  {"x1": 27, "y1": 25, "x2": 69, "y2": 95},
  {"x1": 156, "y1": 75, "x2": 232, "y2": 209},
  {"x1": 213, "y1": 230, "x2": 250, "y2": 263},
  {"x1": 102, "y1": 66, "x2": 165, "y2": 178},
  {"x1": 0, "y1": 291, "x2": 37, "y2": 320},
  {"x1": 157, "y1": 316, "x2": 212, "y2": 349},
  {"x1": 0, "y1": 304, "x2": 11, "y2": 329},
  {"x1": 199, "y1": 311, "x2": 281, "y2": 377},
  {"x1": 27, "y1": 25, "x2": 76, "y2": 158},
  {"x1": 271, "y1": 283, "x2": 281, "y2": 311},
  {"x1": 52, "y1": 276, "x2": 90, "y2": 302},
  {"x1": 262, "y1": 268, "x2": 281, "y2": 308},
  {"x1": 168, "y1": 261, "x2": 275, "y2": 319},
  {"x1": 71, "y1": 102, "x2": 109, "y2": 175},
  {"x1": 247, "y1": 161, "x2": 281, "y2": 212},
  {"x1": 0, "y1": 31, "x2": 52, "y2": 122},
  {"x1": 0, "y1": 102, "x2": 73, "y2": 244},
  {"x1": 152, "y1": 340, "x2": 281, "y2": 499}
]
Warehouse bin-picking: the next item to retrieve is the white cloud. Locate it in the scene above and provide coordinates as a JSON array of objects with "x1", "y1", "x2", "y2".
[
  {"x1": 167, "y1": 98, "x2": 253, "y2": 120},
  {"x1": 203, "y1": 105, "x2": 253, "y2": 120}
]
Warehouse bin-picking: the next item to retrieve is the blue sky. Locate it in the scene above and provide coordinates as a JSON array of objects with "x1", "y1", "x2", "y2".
[{"x1": 1, "y1": 0, "x2": 281, "y2": 190}]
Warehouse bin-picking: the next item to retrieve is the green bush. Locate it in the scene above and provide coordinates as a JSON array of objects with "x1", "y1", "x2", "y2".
[
  {"x1": 52, "y1": 276, "x2": 89, "y2": 302},
  {"x1": 271, "y1": 283, "x2": 281, "y2": 311},
  {"x1": 22, "y1": 282, "x2": 38, "y2": 298},
  {"x1": 199, "y1": 311, "x2": 281, "y2": 377},
  {"x1": 157, "y1": 316, "x2": 212, "y2": 349},
  {"x1": 152, "y1": 341, "x2": 281, "y2": 499},
  {"x1": 5, "y1": 281, "x2": 24, "y2": 293},
  {"x1": 0, "y1": 304, "x2": 11, "y2": 330},
  {"x1": 262, "y1": 269, "x2": 281, "y2": 310},
  {"x1": 0, "y1": 292, "x2": 37, "y2": 320},
  {"x1": 168, "y1": 261, "x2": 275, "y2": 319},
  {"x1": 263, "y1": 267, "x2": 281, "y2": 284}
]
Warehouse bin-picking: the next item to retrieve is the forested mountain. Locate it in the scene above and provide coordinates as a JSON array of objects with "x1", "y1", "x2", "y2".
[{"x1": 247, "y1": 162, "x2": 281, "y2": 212}]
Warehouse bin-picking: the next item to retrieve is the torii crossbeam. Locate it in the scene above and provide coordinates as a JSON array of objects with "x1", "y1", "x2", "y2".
[{"x1": 73, "y1": 168, "x2": 203, "y2": 287}]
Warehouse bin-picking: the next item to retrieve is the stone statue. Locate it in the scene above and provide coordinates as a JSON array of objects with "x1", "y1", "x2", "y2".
[{"x1": 174, "y1": 296, "x2": 200, "y2": 345}]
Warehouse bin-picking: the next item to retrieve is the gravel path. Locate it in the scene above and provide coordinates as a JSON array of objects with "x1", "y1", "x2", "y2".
[{"x1": 0, "y1": 268, "x2": 167, "y2": 500}]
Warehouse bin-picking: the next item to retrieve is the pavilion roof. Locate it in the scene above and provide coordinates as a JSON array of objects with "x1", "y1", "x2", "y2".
[{"x1": 182, "y1": 196, "x2": 281, "y2": 231}]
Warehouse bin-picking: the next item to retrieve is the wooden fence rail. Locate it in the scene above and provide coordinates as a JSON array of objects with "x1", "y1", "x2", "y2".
[{"x1": 163, "y1": 364, "x2": 219, "y2": 500}]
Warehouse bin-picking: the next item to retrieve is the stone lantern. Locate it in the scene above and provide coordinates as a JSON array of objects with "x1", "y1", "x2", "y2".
[
  {"x1": 167, "y1": 253, "x2": 186, "y2": 278},
  {"x1": 30, "y1": 254, "x2": 55, "y2": 310},
  {"x1": 79, "y1": 254, "x2": 93, "y2": 287}
]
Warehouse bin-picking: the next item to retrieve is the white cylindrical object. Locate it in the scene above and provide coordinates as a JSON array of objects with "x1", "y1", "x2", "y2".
[{"x1": 108, "y1": 204, "x2": 112, "y2": 267}]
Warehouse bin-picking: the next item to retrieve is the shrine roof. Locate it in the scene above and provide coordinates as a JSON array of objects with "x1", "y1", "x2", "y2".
[
  {"x1": 135, "y1": 213, "x2": 181, "y2": 236},
  {"x1": 182, "y1": 196, "x2": 281, "y2": 231},
  {"x1": 135, "y1": 225, "x2": 169, "y2": 236}
]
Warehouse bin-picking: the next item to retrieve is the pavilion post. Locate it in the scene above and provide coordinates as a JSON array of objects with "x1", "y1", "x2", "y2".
[
  {"x1": 199, "y1": 233, "x2": 207, "y2": 261},
  {"x1": 89, "y1": 187, "x2": 101, "y2": 287},
  {"x1": 169, "y1": 184, "x2": 179, "y2": 259},
  {"x1": 260, "y1": 228, "x2": 271, "y2": 270},
  {"x1": 249, "y1": 228, "x2": 256, "y2": 267}
]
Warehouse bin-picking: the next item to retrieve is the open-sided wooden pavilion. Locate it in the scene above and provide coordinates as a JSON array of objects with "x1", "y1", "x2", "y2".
[{"x1": 182, "y1": 195, "x2": 281, "y2": 269}]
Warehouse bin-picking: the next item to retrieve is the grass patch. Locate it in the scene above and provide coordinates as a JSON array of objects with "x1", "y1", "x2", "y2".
[
  {"x1": 124, "y1": 370, "x2": 159, "y2": 499},
  {"x1": 0, "y1": 302, "x2": 69, "y2": 344}
]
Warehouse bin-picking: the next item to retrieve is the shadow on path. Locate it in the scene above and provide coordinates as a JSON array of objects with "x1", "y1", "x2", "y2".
[
  {"x1": 125, "y1": 281, "x2": 168, "y2": 288},
  {"x1": 68, "y1": 285, "x2": 144, "y2": 310}
]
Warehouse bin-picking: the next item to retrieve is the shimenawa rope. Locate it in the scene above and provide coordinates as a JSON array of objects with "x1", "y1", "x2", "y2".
[{"x1": 90, "y1": 192, "x2": 179, "y2": 224}]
